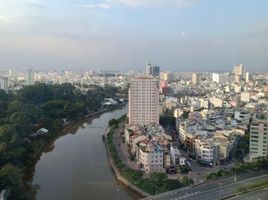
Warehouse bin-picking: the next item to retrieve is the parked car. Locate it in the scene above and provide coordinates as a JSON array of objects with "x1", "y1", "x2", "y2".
[{"x1": 166, "y1": 165, "x2": 177, "y2": 174}]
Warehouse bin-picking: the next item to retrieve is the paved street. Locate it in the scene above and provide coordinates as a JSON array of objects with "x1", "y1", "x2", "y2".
[
  {"x1": 188, "y1": 158, "x2": 239, "y2": 184},
  {"x1": 142, "y1": 174, "x2": 268, "y2": 200},
  {"x1": 228, "y1": 188, "x2": 268, "y2": 200}
]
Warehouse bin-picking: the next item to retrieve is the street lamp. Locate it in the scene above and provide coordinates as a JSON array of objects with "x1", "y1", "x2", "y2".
[
  {"x1": 116, "y1": 188, "x2": 120, "y2": 200},
  {"x1": 155, "y1": 182, "x2": 158, "y2": 198},
  {"x1": 186, "y1": 172, "x2": 191, "y2": 200},
  {"x1": 234, "y1": 168, "x2": 237, "y2": 182}
]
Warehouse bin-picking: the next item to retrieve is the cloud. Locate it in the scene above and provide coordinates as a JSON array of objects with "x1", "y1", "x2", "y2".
[
  {"x1": 77, "y1": 0, "x2": 201, "y2": 9},
  {"x1": 114, "y1": 0, "x2": 201, "y2": 8},
  {"x1": 0, "y1": 0, "x2": 45, "y2": 24},
  {"x1": 78, "y1": 3, "x2": 112, "y2": 9}
]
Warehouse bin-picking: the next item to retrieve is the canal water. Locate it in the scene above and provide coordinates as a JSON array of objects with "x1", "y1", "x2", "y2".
[{"x1": 32, "y1": 105, "x2": 141, "y2": 200}]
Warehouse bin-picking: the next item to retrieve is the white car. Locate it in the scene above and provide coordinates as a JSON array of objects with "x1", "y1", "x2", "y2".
[{"x1": 186, "y1": 161, "x2": 191, "y2": 167}]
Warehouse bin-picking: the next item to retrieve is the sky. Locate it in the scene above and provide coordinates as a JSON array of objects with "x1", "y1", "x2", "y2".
[{"x1": 0, "y1": 0, "x2": 268, "y2": 71}]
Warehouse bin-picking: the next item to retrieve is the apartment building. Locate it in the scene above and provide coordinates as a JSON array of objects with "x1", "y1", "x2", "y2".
[
  {"x1": 170, "y1": 146, "x2": 186, "y2": 166},
  {"x1": 194, "y1": 138, "x2": 214, "y2": 164},
  {"x1": 192, "y1": 73, "x2": 199, "y2": 85},
  {"x1": 128, "y1": 75, "x2": 159, "y2": 125},
  {"x1": 138, "y1": 141, "x2": 165, "y2": 173},
  {"x1": 249, "y1": 113, "x2": 268, "y2": 161}
]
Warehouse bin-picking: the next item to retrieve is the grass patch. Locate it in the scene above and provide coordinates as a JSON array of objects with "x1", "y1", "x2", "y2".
[
  {"x1": 206, "y1": 170, "x2": 232, "y2": 180},
  {"x1": 206, "y1": 158, "x2": 268, "y2": 180},
  {"x1": 237, "y1": 180, "x2": 268, "y2": 194}
]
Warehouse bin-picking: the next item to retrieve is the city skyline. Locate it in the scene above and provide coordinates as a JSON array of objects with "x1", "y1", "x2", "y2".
[{"x1": 1, "y1": 0, "x2": 268, "y2": 71}]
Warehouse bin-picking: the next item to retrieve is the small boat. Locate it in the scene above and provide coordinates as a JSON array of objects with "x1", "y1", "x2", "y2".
[{"x1": 102, "y1": 135, "x2": 105, "y2": 141}]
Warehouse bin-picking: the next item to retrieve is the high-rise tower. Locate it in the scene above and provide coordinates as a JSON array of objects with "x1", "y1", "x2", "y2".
[
  {"x1": 145, "y1": 63, "x2": 160, "y2": 77},
  {"x1": 128, "y1": 75, "x2": 159, "y2": 125},
  {"x1": 26, "y1": 68, "x2": 34, "y2": 85}
]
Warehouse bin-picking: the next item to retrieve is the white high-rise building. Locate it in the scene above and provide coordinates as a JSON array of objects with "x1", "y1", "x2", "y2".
[
  {"x1": 128, "y1": 75, "x2": 159, "y2": 125},
  {"x1": 212, "y1": 73, "x2": 220, "y2": 83},
  {"x1": 192, "y1": 73, "x2": 199, "y2": 85},
  {"x1": 0, "y1": 77, "x2": 8, "y2": 92},
  {"x1": 245, "y1": 72, "x2": 251, "y2": 83},
  {"x1": 26, "y1": 68, "x2": 34, "y2": 85},
  {"x1": 249, "y1": 113, "x2": 268, "y2": 161},
  {"x1": 212, "y1": 73, "x2": 229, "y2": 84},
  {"x1": 233, "y1": 64, "x2": 245, "y2": 76},
  {"x1": 233, "y1": 64, "x2": 245, "y2": 83}
]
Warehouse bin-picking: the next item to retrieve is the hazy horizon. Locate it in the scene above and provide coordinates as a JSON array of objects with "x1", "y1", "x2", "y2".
[{"x1": 1, "y1": 0, "x2": 268, "y2": 71}]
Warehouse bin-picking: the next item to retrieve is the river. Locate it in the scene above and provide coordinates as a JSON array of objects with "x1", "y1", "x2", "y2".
[{"x1": 31, "y1": 105, "x2": 141, "y2": 200}]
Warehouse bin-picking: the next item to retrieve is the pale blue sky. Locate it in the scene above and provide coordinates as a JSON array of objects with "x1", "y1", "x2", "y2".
[{"x1": 0, "y1": 0, "x2": 268, "y2": 71}]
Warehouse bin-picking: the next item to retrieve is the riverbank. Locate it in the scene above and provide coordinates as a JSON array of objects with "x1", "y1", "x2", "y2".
[
  {"x1": 104, "y1": 127, "x2": 150, "y2": 198},
  {"x1": 104, "y1": 120, "x2": 150, "y2": 198}
]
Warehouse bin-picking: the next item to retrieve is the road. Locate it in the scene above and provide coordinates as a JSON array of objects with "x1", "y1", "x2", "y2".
[{"x1": 142, "y1": 174, "x2": 268, "y2": 200}]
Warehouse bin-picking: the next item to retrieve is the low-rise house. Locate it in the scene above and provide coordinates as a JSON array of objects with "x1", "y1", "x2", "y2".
[
  {"x1": 30, "y1": 128, "x2": 49, "y2": 137},
  {"x1": 211, "y1": 131, "x2": 237, "y2": 160},
  {"x1": 102, "y1": 98, "x2": 118, "y2": 106},
  {"x1": 164, "y1": 151, "x2": 171, "y2": 168},
  {"x1": 194, "y1": 137, "x2": 214, "y2": 164},
  {"x1": 130, "y1": 135, "x2": 147, "y2": 156},
  {"x1": 125, "y1": 123, "x2": 171, "y2": 173},
  {"x1": 170, "y1": 146, "x2": 186, "y2": 166},
  {"x1": 138, "y1": 141, "x2": 165, "y2": 173}
]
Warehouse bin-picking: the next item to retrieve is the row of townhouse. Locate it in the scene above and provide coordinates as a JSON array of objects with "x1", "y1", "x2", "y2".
[
  {"x1": 177, "y1": 110, "x2": 247, "y2": 164},
  {"x1": 124, "y1": 123, "x2": 172, "y2": 173}
]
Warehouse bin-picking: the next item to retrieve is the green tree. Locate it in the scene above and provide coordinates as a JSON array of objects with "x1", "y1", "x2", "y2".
[
  {"x1": 7, "y1": 100, "x2": 24, "y2": 114},
  {"x1": 181, "y1": 176, "x2": 193, "y2": 186},
  {"x1": 0, "y1": 163, "x2": 21, "y2": 187},
  {"x1": 150, "y1": 172, "x2": 167, "y2": 188},
  {"x1": 108, "y1": 119, "x2": 119, "y2": 128},
  {"x1": 9, "y1": 112, "x2": 32, "y2": 135}
]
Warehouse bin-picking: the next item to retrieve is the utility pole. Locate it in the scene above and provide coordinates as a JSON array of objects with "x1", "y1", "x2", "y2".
[{"x1": 219, "y1": 183, "x2": 222, "y2": 200}]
